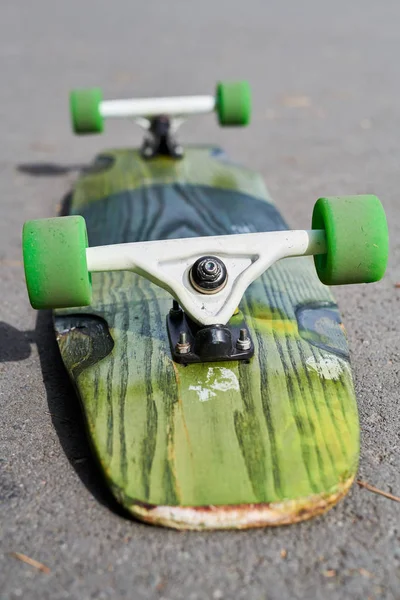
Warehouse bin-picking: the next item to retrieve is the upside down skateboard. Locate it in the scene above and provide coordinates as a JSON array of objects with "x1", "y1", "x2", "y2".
[{"x1": 22, "y1": 82, "x2": 389, "y2": 529}]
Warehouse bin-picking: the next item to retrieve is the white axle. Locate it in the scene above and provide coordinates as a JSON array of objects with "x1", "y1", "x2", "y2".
[
  {"x1": 85, "y1": 229, "x2": 327, "y2": 326},
  {"x1": 100, "y1": 95, "x2": 216, "y2": 119}
]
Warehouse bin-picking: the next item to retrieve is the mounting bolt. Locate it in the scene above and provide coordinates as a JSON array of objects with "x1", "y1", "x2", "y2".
[
  {"x1": 236, "y1": 328, "x2": 251, "y2": 351},
  {"x1": 175, "y1": 331, "x2": 191, "y2": 354},
  {"x1": 174, "y1": 145, "x2": 184, "y2": 157},
  {"x1": 142, "y1": 143, "x2": 155, "y2": 159},
  {"x1": 169, "y1": 299, "x2": 182, "y2": 318}
]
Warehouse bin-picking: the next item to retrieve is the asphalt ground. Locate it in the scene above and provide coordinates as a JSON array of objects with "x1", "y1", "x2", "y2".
[{"x1": 0, "y1": 1, "x2": 399, "y2": 598}]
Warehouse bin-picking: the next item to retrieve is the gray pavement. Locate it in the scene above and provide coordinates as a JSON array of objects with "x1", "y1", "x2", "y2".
[{"x1": 0, "y1": 1, "x2": 399, "y2": 598}]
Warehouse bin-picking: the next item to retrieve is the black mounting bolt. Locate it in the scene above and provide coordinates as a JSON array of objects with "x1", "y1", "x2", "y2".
[
  {"x1": 169, "y1": 299, "x2": 182, "y2": 319},
  {"x1": 189, "y1": 256, "x2": 228, "y2": 294}
]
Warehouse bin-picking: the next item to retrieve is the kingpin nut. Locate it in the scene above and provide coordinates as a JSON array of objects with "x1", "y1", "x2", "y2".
[{"x1": 189, "y1": 256, "x2": 228, "y2": 294}]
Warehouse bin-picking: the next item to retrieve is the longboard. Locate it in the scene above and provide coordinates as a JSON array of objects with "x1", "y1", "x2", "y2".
[{"x1": 54, "y1": 147, "x2": 359, "y2": 529}]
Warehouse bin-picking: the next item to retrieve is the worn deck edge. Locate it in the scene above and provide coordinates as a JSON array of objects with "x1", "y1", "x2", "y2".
[{"x1": 116, "y1": 476, "x2": 355, "y2": 530}]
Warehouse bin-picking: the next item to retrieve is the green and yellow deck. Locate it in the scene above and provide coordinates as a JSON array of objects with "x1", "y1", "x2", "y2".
[{"x1": 54, "y1": 147, "x2": 358, "y2": 529}]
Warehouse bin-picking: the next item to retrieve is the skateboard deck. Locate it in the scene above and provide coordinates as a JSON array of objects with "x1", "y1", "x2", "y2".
[{"x1": 54, "y1": 147, "x2": 358, "y2": 530}]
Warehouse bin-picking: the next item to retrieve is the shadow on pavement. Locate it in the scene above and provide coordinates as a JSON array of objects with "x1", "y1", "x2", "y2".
[
  {"x1": 17, "y1": 163, "x2": 84, "y2": 177},
  {"x1": 0, "y1": 322, "x2": 33, "y2": 362},
  {"x1": 1, "y1": 312, "x2": 130, "y2": 519},
  {"x1": 34, "y1": 310, "x2": 131, "y2": 519}
]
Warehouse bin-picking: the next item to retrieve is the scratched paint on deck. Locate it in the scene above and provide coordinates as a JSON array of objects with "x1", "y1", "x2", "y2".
[
  {"x1": 189, "y1": 367, "x2": 240, "y2": 401},
  {"x1": 306, "y1": 355, "x2": 350, "y2": 381}
]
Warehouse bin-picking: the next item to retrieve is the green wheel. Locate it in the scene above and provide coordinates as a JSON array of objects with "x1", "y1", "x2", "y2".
[
  {"x1": 70, "y1": 88, "x2": 104, "y2": 134},
  {"x1": 312, "y1": 195, "x2": 389, "y2": 285},
  {"x1": 216, "y1": 81, "x2": 251, "y2": 126},
  {"x1": 23, "y1": 216, "x2": 92, "y2": 309}
]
